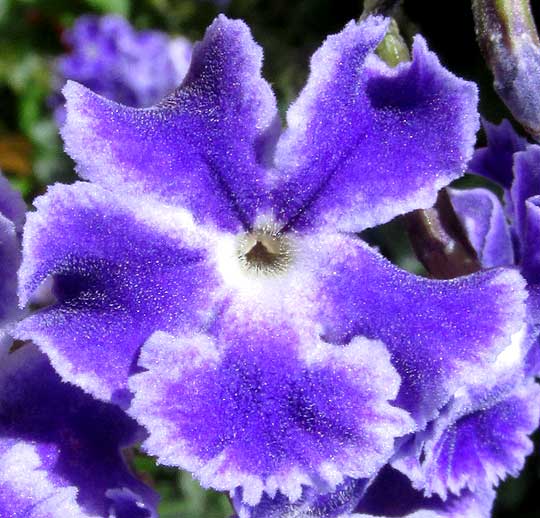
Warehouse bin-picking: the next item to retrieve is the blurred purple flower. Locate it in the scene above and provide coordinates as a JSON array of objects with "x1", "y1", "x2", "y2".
[
  {"x1": 0, "y1": 171, "x2": 25, "y2": 350},
  {"x1": 18, "y1": 14, "x2": 529, "y2": 513},
  {"x1": 51, "y1": 15, "x2": 192, "y2": 123}
]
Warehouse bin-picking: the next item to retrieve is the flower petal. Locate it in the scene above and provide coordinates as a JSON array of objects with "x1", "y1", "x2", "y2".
[
  {"x1": 511, "y1": 145, "x2": 540, "y2": 253},
  {"x1": 521, "y1": 195, "x2": 540, "y2": 283},
  {"x1": 0, "y1": 171, "x2": 26, "y2": 230},
  {"x1": 128, "y1": 327, "x2": 413, "y2": 505},
  {"x1": 0, "y1": 443, "x2": 94, "y2": 518},
  {"x1": 0, "y1": 215, "x2": 20, "y2": 331},
  {"x1": 231, "y1": 478, "x2": 368, "y2": 518},
  {"x1": 0, "y1": 172, "x2": 24, "y2": 344},
  {"x1": 314, "y1": 234, "x2": 527, "y2": 425},
  {"x1": 273, "y1": 17, "x2": 478, "y2": 232},
  {"x1": 61, "y1": 15, "x2": 278, "y2": 231},
  {"x1": 468, "y1": 119, "x2": 527, "y2": 189},
  {"x1": 0, "y1": 344, "x2": 158, "y2": 518},
  {"x1": 400, "y1": 380, "x2": 540, "y2": 499},
  {"x1": 15, "y1": 182, "x2": 217, "y2": 403},
  {"x1": 354, "y1": 466, "x2": 495, "y2": 518},
  {"x1": 449, "y1": 187, "x2": 514, "y2": 268}
]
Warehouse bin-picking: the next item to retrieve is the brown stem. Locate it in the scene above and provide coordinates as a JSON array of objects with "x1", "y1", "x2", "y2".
[{"x1": 403, "y1": 189, "x2": 482, "y2": 279}]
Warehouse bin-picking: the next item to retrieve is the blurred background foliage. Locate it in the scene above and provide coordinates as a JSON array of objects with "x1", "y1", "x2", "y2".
[{"x1": 0, "y1": 0, "x2": 539, "y2": 516}]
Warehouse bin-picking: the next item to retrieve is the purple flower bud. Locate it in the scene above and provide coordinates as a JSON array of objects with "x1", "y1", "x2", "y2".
[{"x1": 473, "y1": 0, "x2": 540, "y2": 140}]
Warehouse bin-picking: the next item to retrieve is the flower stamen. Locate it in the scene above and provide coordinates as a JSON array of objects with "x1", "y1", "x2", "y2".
[{"x1": 237, "y1": 226, "x2": 294, "y2": 276}]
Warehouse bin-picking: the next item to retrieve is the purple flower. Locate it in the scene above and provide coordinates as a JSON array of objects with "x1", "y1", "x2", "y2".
[
  {"x1": 454, "y1": 119, "x2": 540, "y2": 284},
  {"x1": 450, "y1": 187, "x2": 515, "y2": 268},
  {"x1": 468, "y1": 118, "x2": 527, "y2": 189},
  {"x1": 231, "y1": 477, "x2": 369, "y2": 517},
  {"x1": 234, "y1": 465, "x2": 496, "y2": 517},
  {"x1": 453, "y1": 120, "x2": 540, "y2": 370},
  {"x1": 382, "y1": 121, "x2": 540, "y2": 515},
  {"x1": 51, "y1": 15, "x2": 192, "y2": 122},
  {"x1": 371, "y1": 120, "x2": 540, "y2": 518},
  {"x1": 354, "y1": 465, "x2": 496, "y2": 518},
  {"x1": 391, "y1": 324, "x2": 540, "y2": 500},
  {"x1": 0, "y1": 172, "x2": 26, "y2": 230},
  {"x1": 18, "y1": 14, "x2": 527, "y2": 509},
  {"x1": 0, "y1": 343, "x2": 158, "y2": 518},
  {"x1": 0, "y1": 173, "x2": 157, "y2": 517}
]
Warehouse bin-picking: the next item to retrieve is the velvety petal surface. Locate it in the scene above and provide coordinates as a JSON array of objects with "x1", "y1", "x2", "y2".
[
  {"x1": 315, "y1": 234, "x2": 527, "y2": 425},
  {"x1": 510, "y1": 145, "x2": 540, "y2": 237},
  {"x1": 354, "y1": 466, "x2": 495, "y2": 518},
  {"x1": 468, "y1": 119, "x2": 526, "y2": 188},
  {"x1": 231, "y1": 478, "x2": 368, "y2": 518},
  {"x1": 449, "y1": 187, "x2": 514, "y2": 268},
  {"x1": 16, "y1": 182, "x2": 217, "y2": 403},
  {"x1": 0, "y1": 344, "x2": 158, "y2": 518},
  {"x1": 272, "y1": 17, "x2": 478, "y2": 232},
  {"x1": 521, "y1": 195, "x2": 540, "y2": 283},
  {"x1": 524, "y1": 323, "x2": 540, "y2": 377},
  {"x1": 0, "y1": 443, "x2": 93, "y2": 518},
  {"x1": 129, "y1": 328, "x2": 414, "y2": 505},
  {"x1": 402, "y1": 380, "x2": 540, "y2": 499},
  {"x1": 61, "y1": 15, "x2": 278, "y2": 231}
]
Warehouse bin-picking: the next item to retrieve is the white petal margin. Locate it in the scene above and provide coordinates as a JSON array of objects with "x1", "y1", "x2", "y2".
[
  {"x1": 128, "y1": 330, "x2": 414, "y2": 505},
  {"x1": 0, "y1": 443, "x2": 97, "y2": 518}
]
